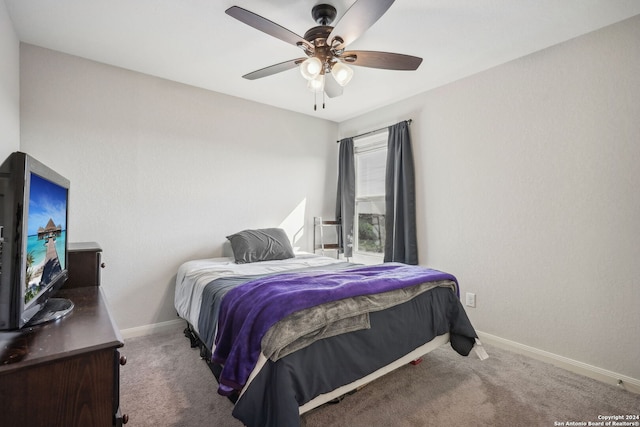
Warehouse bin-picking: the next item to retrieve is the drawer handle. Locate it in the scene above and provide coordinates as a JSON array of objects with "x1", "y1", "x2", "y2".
[{"x1": 120, "y1": 355, "x2": 127, "y2": 366}]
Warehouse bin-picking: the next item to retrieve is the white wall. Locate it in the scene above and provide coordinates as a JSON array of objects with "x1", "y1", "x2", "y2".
[
  {"x1": 339, "y1": 15, "x2": 640, "y2": 382},
  {"x1": 19, "y1": 45, "x2": 339, "y2": 330},
  {"x1": 0, "y1": 0, "x2": 20, "y2": 158}
]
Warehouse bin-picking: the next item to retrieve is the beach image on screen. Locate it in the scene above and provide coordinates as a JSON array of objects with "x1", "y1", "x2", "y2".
[{"x1": 24, "y1": 173, "x2": 67, "y2": 307}]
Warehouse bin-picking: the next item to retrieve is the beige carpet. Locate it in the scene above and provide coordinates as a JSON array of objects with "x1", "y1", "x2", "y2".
[{"x1": 120, "y1": 323, "x2": 639, "y2": 426}]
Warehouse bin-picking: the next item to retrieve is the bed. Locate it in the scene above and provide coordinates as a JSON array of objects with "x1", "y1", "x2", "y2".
[{"x1": 174, "y1": 228, "x2": 482, "y2": 427}]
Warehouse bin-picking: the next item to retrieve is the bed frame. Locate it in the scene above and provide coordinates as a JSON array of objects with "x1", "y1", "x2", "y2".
[{"x1": 183, "y1": 323, "x2": 237, "y2": 400}]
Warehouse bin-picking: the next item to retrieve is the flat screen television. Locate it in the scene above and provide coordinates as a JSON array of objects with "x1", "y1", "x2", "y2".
[{"x1": 0, "y1": 151, "x2": 72, "y2": 330}]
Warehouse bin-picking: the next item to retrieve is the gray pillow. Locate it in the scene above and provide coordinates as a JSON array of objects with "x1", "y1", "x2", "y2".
[{"x1": 226, "y1": 228, "x2": 295, "y2": 264}]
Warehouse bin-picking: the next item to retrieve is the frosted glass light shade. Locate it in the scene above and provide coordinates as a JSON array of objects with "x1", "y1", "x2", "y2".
[
  {"x1": 331, "y1": 62, "x2": 354, "y2": 86},
  {"x1": 300, "y1": 57, "x2": 323, "y2": 80},
  {"x1": 307, "y1": 74, "x2": 325, "y2": 93}
]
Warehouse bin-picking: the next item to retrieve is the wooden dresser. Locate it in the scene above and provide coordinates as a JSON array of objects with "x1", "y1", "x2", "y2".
[{"x1": 0, "y1": 242, "x2": 128, "y2": 426}]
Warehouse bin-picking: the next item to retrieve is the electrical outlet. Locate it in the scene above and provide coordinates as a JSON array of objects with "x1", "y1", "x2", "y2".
[{"x1": 465, "y1": 292, "x2": 476, "y2": 308}]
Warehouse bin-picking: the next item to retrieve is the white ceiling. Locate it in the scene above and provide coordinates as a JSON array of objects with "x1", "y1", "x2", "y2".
[{"x1": 6, "y1": 0, "x2": 640, "y2": 122}]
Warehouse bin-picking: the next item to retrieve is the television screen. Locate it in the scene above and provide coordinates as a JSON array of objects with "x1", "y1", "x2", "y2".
[
  {"x1": 24, "y1": 173, "x2": 68, "y2": 309},
  {"x1": 0, "y1": 151, "x2": 71, "y2": 330}
]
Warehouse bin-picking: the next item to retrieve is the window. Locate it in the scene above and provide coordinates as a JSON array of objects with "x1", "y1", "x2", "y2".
[{"x1": 354, "y1": 131, "x2": 388, "y2": 256}]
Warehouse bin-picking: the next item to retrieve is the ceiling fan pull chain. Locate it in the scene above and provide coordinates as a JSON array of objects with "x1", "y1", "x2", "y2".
[
  {"x1": 323, "y1": 91, "x2": 326, "y2": 109},
  {"x1": 314, "y1": 91, "x2": 317, "y2": 111}
]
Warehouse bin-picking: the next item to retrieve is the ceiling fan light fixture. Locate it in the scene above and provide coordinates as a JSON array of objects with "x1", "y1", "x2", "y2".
[
  {"x1": 331, "y1": 62, "x2": 354, "y2": 86},
  {"x1": 300, "y1": 57, "x2": 323, "y2": 80},
  {"x1": 307, "y1": 74, "x2": 325, "y2": 93}
]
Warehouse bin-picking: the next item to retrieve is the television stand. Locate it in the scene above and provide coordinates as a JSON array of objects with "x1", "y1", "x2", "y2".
[
  {"x1": 26, "y1": 297, "x2": 74, "y2": 326},
  {"x1": 0, "y1": 242, "x2": 127, "y2": 426}
]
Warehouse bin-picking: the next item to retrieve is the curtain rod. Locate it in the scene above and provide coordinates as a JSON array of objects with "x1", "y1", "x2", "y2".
[{"x1": 336, "y1": 119, "x2": 412, "y2": 143}]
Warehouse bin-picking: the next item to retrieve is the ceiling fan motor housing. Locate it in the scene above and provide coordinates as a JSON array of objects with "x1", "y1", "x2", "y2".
[{"x1": 303, "y1": 26, "x2": 331, "y2": 44}]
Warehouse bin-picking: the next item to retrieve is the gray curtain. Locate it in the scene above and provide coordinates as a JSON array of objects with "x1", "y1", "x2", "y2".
[
  {"x1": 335, "y1": 138, "x2": 355, "y2": 258},
  {"x1": 384, "y1": 121, "x2": 418, "y2": 264}
]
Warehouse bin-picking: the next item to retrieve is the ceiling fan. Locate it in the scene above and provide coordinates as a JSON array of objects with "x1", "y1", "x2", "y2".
[{"x1": 225, "y1": 0, "x2": 423, "y2": 108}]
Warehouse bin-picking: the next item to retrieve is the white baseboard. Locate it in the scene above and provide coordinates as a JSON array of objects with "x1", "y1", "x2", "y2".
[
  {"x1": 120, "y1": 318, "x2": 185, "y2": 340},
  {"x1": 477, "y1": 331, "x2": 640, "y2": 395}
]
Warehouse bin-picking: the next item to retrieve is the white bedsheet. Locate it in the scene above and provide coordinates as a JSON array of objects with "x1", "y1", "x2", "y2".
[{"x1": 174, "y1": 252, "x2": 346, "y2": 335}]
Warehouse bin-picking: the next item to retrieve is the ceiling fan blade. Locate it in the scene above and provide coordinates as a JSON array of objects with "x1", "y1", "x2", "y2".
[
  {"x1": 328, "y1": 0, "x2": 395, "y2": 49},
  {"x1": 341, "y1": 50, "x2": 423, "y2": 70},
  {"x1": 226, "y1": 6, "x2": 312, "y2": 50},
  {"x1": 242, "y1": 58, "x2": 306, "y2": 80},
  {"x1": 324, "y1": 74, "x2": 344, "y2": 98}
]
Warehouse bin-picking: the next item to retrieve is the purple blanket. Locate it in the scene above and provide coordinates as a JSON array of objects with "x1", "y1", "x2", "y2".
[{"x1": 212, "y1": 262, "x2": 458, "y2": 396}]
